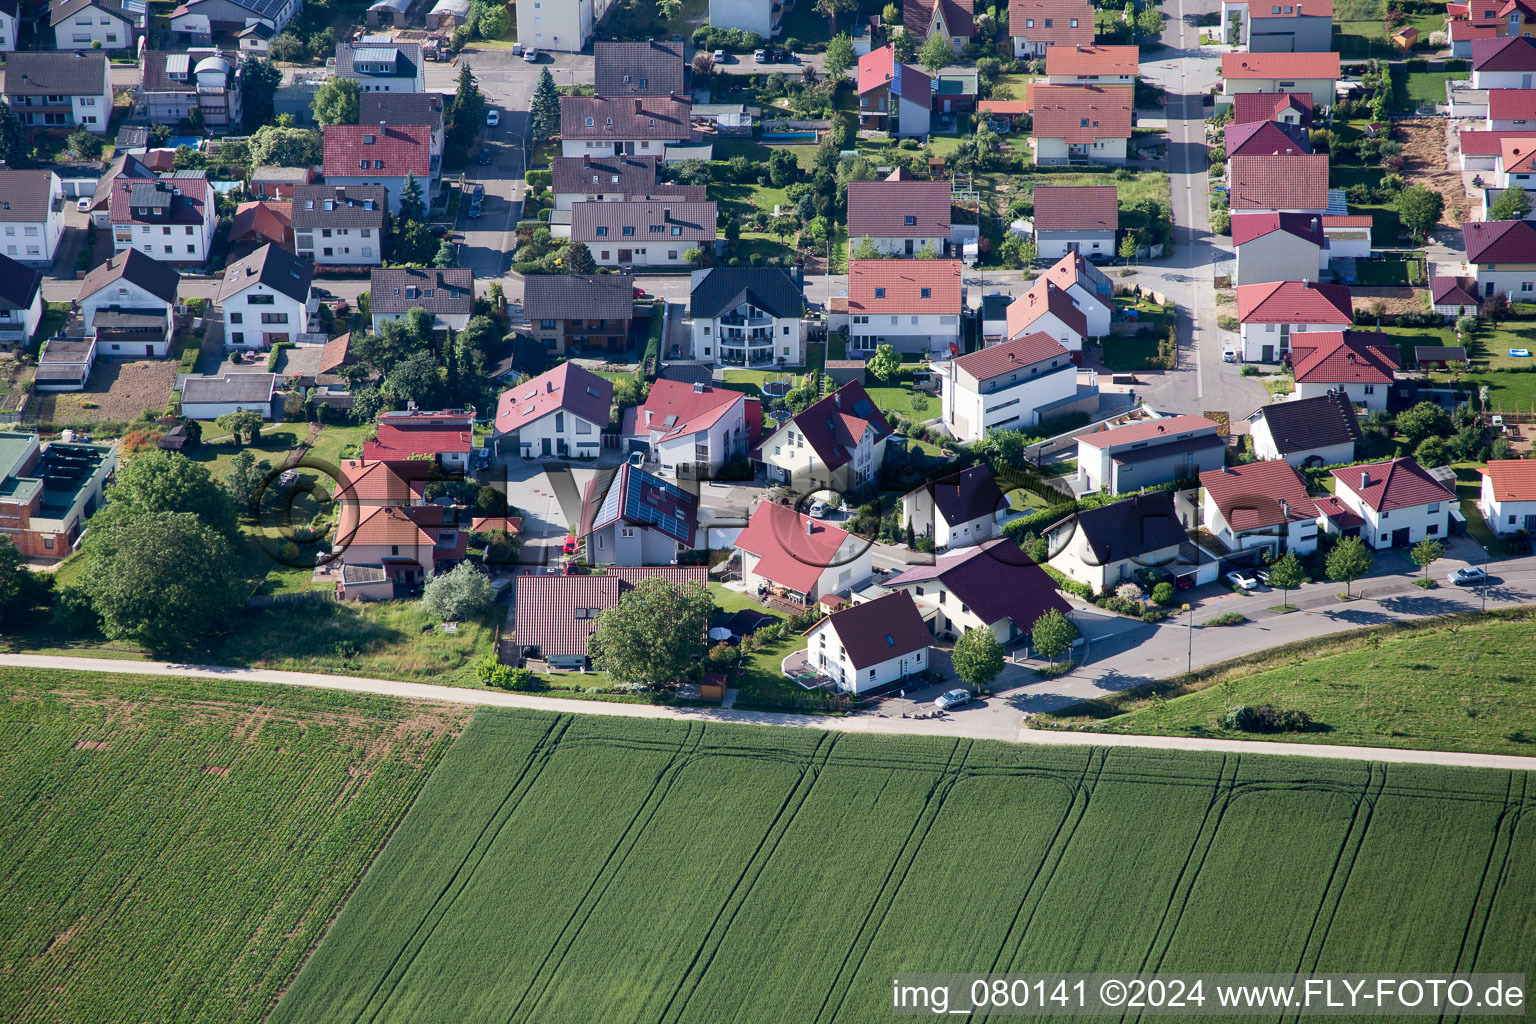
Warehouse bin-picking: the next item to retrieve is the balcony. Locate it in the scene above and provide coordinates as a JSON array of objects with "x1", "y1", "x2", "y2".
[
  {"x1": 719, "y1": 349, "x2": 780, "y2": 367},
  {"x1": 720, "y1": 313, "x2": 773, "y2": 328}
]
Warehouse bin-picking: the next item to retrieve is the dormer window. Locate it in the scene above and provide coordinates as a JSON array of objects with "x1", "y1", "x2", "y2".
[
  {"x1": 585, "y1": 117, "x2": 595, "y2": 127},
  {"x1": 874, "y1": 287, "x2": 885, "y2": 298},
  {"x1": 638, "y1": 77, "x2": 647, "y2": 88},
  {"x1": 364, "y1": 134, "x2": 376, "y2": 144},
  {"x1": 903, "y1": 215, "x2": 916, "y2": 226},
  {"x1": 373, "y1": 160, "x2": 383, "y2": 169},
  {"x1": 920, "y1": 287, "x2": 930, "y2": 298},
  {"x1": 359, "y1": 159, "x2": 368, "y2": 169}
]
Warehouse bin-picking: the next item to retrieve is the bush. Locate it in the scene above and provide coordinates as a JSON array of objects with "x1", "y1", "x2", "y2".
[
  {"x1": 1221, "y1": 704, "x2": 1314, "y2": 733},
  {"x1": 1115, "y1": 582, "x2": 1143, "y2": 602},
  {"x1": 476, "y1": 654, "x2": 537, "y2": 690},
  {"x1": 1151, "y1": 582, "x2": 1175, "y2": 606},
  {"x1": 1059, "y1": 578, "x2": 1093, "y2": 601},
  {"x1": 1204, "y1": 611, "x2": 1247, "y2": 627}
]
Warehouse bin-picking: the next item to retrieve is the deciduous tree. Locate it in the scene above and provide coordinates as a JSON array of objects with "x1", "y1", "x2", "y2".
[
  {"x1": 248, "y1": 126, "x2": 322, "y2": 167},
  {"x1": 106, "y1": 448, "x2": 238, "y2": 537},
  {"x1": 1488, "y1": 187, "x2": 1533, "y2": 221},
  {"x1": 421, "y1": 562, "x2": 495, "y2": 621},
  {"x1": 919, "y1": 32, "x2": 952, "y2": 75},
  {"x1": 866, "y1": 343, "x2": 902, "y2": 382},
  {"x1": 589, "y1": 578, "x2": 712, "y2": 688},
  {"x1": 1396, "y1": 185, "x2": 1444, "y2": 240},
  {"x1": 1031, "y1": 609, "x2": 1077, "y2": 664},
  {"x1": 1326, "y1": 535, "x2": 1373, "y2": 597},
  {"x1": 824, "y1": 33, "x2": 855, "y2": 77},
  {"x1": 311, "y1": 75, "x2": 361, "y2": 126},
  {"x1": 952, "y1": 627, "x2": 1004, "y2": 689},
  {"x1": 1266, "y1": 551, "x2": 1304, "y2": 609},
  {"x1": 1411, "y1": 537, "x2": 1445, "y2": 579}
]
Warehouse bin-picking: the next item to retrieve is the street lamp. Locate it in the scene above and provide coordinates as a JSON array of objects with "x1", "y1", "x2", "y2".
[{"x1": 1183, "y1": 602, "x2": 1192, "y2": 675}]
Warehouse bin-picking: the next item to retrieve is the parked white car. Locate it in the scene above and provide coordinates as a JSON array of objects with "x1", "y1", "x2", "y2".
[{"x1": 1226, "y1": 570, "x2": 1258, "y2": 591}]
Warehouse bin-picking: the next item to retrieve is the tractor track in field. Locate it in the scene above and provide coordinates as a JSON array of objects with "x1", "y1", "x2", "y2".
[
  {"x1": 1293, "y1": 763, "x2": 1389, "y2": 987},
  {"x1": 1451, "y1": 771, "x2": 1528, "y2": 1010},
  {"x1": 351, "y1": 715, "x2": 574, "y2": 1024}
]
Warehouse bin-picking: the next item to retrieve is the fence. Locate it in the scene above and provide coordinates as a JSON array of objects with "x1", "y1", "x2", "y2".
[{"x1": 247, "y1": 588, "x2": 335, "y2": 609}]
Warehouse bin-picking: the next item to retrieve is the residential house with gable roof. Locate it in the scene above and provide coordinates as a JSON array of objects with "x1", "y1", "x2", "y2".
[
  {"x1": 1286, "y1": 330, "x2": 1400, "y2": 409},
  {"x1": 804, "y1": 592, "x2": 932, "y2": 694},
  {"x1": 0, "y1": 253, "x2": 42, "y2": 353},
  {"x1": 623, "y1": 378, "x2": 747, "y2": 476},
  {"x1": 900, "y1": 464, "x2": 1007, "y2": 551},
  {"x1": 492, "y1": 362, "x2": 613, "y2": 459},
  {"x1": 525, "y1": 273, "x2": 635, "y2": 355},
  {"x1": 77, "y1": 248, "x2": 179, "y2": 356},
  {"x1": 1230, "y1": 91, "x2": 1315, "y2": 125},
  {"x1": 1045, "y1": 44, "x2": 1139, "y2": 85},
  {"x1": 0, "y1": 0, "x2": 17, "y2": 51},
  {"x1": 0, "y1": 170, "x2": 65, "y2": 268},
  {"x1": 846, "y1": 259, "x2": 964, "y2": 355},
  {"x1": 578, "y1": 462, "x2": 699, "y2": 565},
  {"x1": 1219, "y1": 51, "x2": 1340, "y2": 106},
  {"x1": 1037, "y1": 251, "x2": 1113, "y2": 335},
  {"x1": 1464, "y1": 218, "x2": 1536, "y2": 297},
  {"x1": 1430, "y1": 275, "x2": 1481, "y2": 317},
  {"x1": 1009, "y1": 0, "x2": 1094, "y2": 56},
  {"x1": 1236, "y1": 279, "x2": 1352, "y2": 362},
  {"x1": 109, "y1": 171, "x2": 217, "y2": 265},
  {"x1": 1480, "y1": 459, "x2": 1536, "y2": 534},
  {"x1": 4, "y1": 51, "x2": 111, "y2": 133},
  {"x1": 1486, "y1": 87, "x2": 1536, "y2": 128},
  {"x1": 905, "y1": 0, "x2": 975, "y2": 49},
  {"x1": 689, "y1": 266, "x2": 803, "y2": 366},
  {"x1": 1247, "y1": 390, "x2": 1362, "y2": 467},
  {"x1": 218, "y1": 244, "x2": 315, "y2": 350},
  {"x1": 369, "y1": 267, "x2": 474, "y2": 332},
  {"x1": 1029, "y1": 84, "x2": 1133, "y2": 165},
  {"x1": 292, "y1": 184, "x2": 387, "y2": 266},
  {"x1": 736, "y1": 502, "x2": 873, "y2": 605},
  {"x1": 322, "y1": 124, "x2": 435, "y2": 215},
  {"x1": 50, "y1": 0, "x2": 144, "y2": 50},
  {"x1": 1231, "y1": 212, "x2": 1326, "y2": 285},
  {"x1": 1006, "y1": 278, "x2": 1088, "y2": 354},
  {"x1": 363, "y1": 409, "x2": 473, "y2": 473},
  {"x1": 1331, "y1": 457, "x2": 1454, "y2": 548},
  {"x1": 846, "y1": 171, "x2": 953, "y2": 257},
  {"x1": 559, "y1": 95, "x2": 693, "y2": 159},
  {"x1": 1472, "y1": 34, "x2": 1536, "y2": 87},
  {"x1": 938, "y1": 332, "x2": 1078, "y2": 443},
  {"x1": 593, "y1": 39, "x2": 688, "y2": 97},
  {"x1": 1047, "y1": 490, "x2": 1187, "y2": 592},
  {"x1": 1225, "y1": 119, "x2": 1313, "y2": 167},
  {"x1": 1227, "y1": 154, "x2": 1332, "y2": 213},
  {"x1": 514, "y1": 567, "x2": 707, "y2": 671},
  {"x1": 1073, "y1": 414, "x2": 1226, "y2": 494},
  {"x1": 565, "y1": 199, "x2": 719, "y2": 269},
  {"x1": 334, "y1": 40, "x2": 424, "y2": 93},
  {"x1": 551, "y1": 154, "x2": 660, "y2": 210},
  {"x1": 885, "y1": 537, "x2": 1071, "y2": 643},
  {"x1": 167, "y1": 0, "x2": 301, "y2": 44},
  {"x1": 180, "y1": 372, "x2": 279, "y2": 418},
  {"x1": 1029, "y1": 185, "x2": 1118, "y2": 259},
  {"x1": 1219, "y1": 0, "x2": 1334, "y2": 50},
  {"x1": 360, "y1": 92, "x2": 445, "y2": 164},
  {"x1": 758, "y1": 380, "x2": 893, "y2": 491},
  {"x1": 856, "y1": 46, "x2": 932, "y2": 136},
  {"x1": 1200, "y1": 459, "x2": 1320, "y2": 555}
]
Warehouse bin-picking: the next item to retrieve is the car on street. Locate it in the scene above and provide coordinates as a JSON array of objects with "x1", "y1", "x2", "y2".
[
  {"x1": 476, "y1": 148, "x2": 491, "y2": 165},
  {"x1": 468, "y1": 201, "x2": 481, "y2": 219},
  {"x1": 712, "y1": 49, "x2": 725, "y2": 63},
  {"x1": 1253, "y1": 568, "x2": 1270, "y2": 586},
  {"x1": 429, "y1": 223, "x2": 448, "y2": 237},
  {"x1": 808, "y1": 500, "x2": 828, "y2": 518},
  {"x1": 632, "y1": 286, "x2": 647, "y2": 298},
  {"x1": 1448, "y1": 566, "x2": 1488, "y2": 586},
  {"x1": 753, "y1": 48, "x2": 767, "y2": 62},
  {"x1": 76, "y1": 197, "x2": 91, "y2": 212},
  {"x1": 1222, "y1": 349, "x2": 1238, "y2": 363},
  {"x1": 562, "y1": 536, "x2": 579, "y2": 555},
  {"x1": 486, "y1": 109, "x2": 500, "y2": 126},
  {"x1": 470, "y1": 182, "x2": 485, "y2": 199},
  {"x1": 1226, "y1": 570, "x2": 1259, "y2": 591},
  {"x1": 311, "y1": 286, "x2": 335, "y2": 300},
  {"x1": 934, "y1": 689, "x2": 972, "y2": 712},
  {"x1": 522, "y1": 48, "x2": 537, "y2": 62}
]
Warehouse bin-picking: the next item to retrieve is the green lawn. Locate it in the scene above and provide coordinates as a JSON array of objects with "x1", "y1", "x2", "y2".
[
  {"x1": 271, "y1": 709, "x2": 1536, "y2": 1024},
  {"x1": 0, "y1": 667, "x2": 463, "y2": 1024},
  {"x1": 1429, "y1": 369, "x2": 1536, "y2": 413},
  {"x1": 866, "y1": 374, "x2": 936, "y2": 420},
  {"x1": 1376, "y1": 325, "x2": 1536, "y2": 371},
  {"x1": 299, "y1": 422, "x2": 370, "y2": 468},
  {"x1": 1393, "y1": 69, "x2": 1465, "y2": 112},
  {"x1": 711, "y1": 137, "x2": 821, "y2": 171},
  {"x1": 736, "y1": 231, "x2": 797, "y2": 264},
  {"x1": 1045, "y1": 616, "x2": 1536, "y2": 757},
  {"x1": 1333, "y1": 17, "x2": 1443, "y2": 59},
  {"x1": 1350, "y1": 203, "x2": 1403, "y2": 247},
  {"x1": 1350, "y1": 256, "x2": 1426, "y2": 286}
]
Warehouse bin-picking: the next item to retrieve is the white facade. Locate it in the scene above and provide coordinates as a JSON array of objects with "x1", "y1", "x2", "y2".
[
  {"x1": 372, "y1": 308, "x2": 471, "y2": 333},
  {"x1": 81, "y1": 279, "x2": 174, "y2": 356},
  {"x1": 295, "y1": 224, "x2": 381, "y2": 265},
  {"x1": 900, "y1": 490, "x2": 1001, "y2": 551},
  {"x1": 586, "y1": 241, "x2": 702, "y2": 269},
  {"x1": 707, "y1": 0, "x2": 775, "y2": 36},
  {"x1": 741, "y1": 538, "x2": 872, "y2": 603},
  {"x1": 322, "y1": 173, "x2": 436, "y2": 217},
  {"x1": 633, "y1": 404, "x2": 748, "y2": 476},
  {"x1": 805, "y1": 618, "x2": 926, "y2": 694},
  {"x1": 888, "y1": 577, "x2": 1020, "y2": 642},
  {"x1": 1248, "y1": 413, "x2": 1354, "y2": 468},
  {"x1": 848, "y1": 311, "x2": 962, "y2": 356},
  {"x1": 1046, "y1": 273, "x2": 1113, "y2": 337},
  {"x1": 585, "y1": 521, "x2": 684, "y2": 566},
  {"x1": 1334, "y1": 475, "x2": 1449, "y2": 549},
  {"x1": 1292, "y1": 379, "x2": 1388, "y2": 410},
  {"x1": 691, "y1": 307, "x2": 802, "y2": 366},
  {"x1": 1201, "y1": 489, "x2": 1319, "y2": 555},
  {"x1": 511, "y1": 407, "x2": 604, "y2": 459},
  {"x1": 0, "y1": 174, "x2": 65, "y2": 266},
  {"x1": 55, "y1": 3, "x2": 136, "y2": 49},
  {"x1": 1238, "y1": 319, "x2": 1335, "y2": 363},
  {"x1": 515, "y1": 0, "x2": 606, "y2": 50},
  {"x1": 855, "y1": 234, "x2": 947, "y2": 258},
  {"x1": 938, "y1": 355, "x2": 1077, "y2": 444},
  {"x1": 1047, "y1": 523, "x2": 1183, "y2": 592},
  {"x1": 1220, "y1": 76, "x2": 1335, "y2": 107},
  {"x1": 0, "y1": 290, "x2": 43, "y2": 348},
  {"x1": 761, "y1": 424, "x2": 887, "y2": 492},
  {"x1": 1010, "y1": 307, "x2": 1084, "y2": 354},
  {"x1": 0, "y1": 7, "x2": 17, "y2": 50},
  {"x1": 223, "y1": 283, "x2": 310, "y2": 350},
  {"x1": 1035, "y1": 228, "x2": 1115, "y2": 260},
  {"x1": 1470, "y1": 265, "x2": 1536, "y2": 301},
  {"x1": 1480, "y1": 476, "x2": 1536, "y2": 534},
  {"x1": 1034, "y1": 135, "x2": 1128, "y2": 166},
  {"x1": 1474, "y1": 68, "x2": 1536, "y2": 89}
]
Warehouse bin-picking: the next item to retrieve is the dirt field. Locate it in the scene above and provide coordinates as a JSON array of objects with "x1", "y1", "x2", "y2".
[
  {"x1": 1351, "y1": 286, "x2": 1427, "y2": 317},
  {"x1": 27, "y1": 359, "x2": 176, "y2": 427},
  {"x1": 1397, "y1": 118, "x2": 1469, "y2": 226}
]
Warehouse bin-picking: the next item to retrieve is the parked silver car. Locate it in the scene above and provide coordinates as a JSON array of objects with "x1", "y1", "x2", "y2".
[{"x1": 934, "y1": 689, "x2": 972, "y2": 711}]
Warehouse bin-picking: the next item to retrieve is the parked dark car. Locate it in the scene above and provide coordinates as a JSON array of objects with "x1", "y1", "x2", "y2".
[{"x1": 476, "y1": 148, "x2": 491, "y2": 165}]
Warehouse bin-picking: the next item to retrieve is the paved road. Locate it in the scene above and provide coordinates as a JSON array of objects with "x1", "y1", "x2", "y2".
[{"x1": 6, "y1": 651, "x2": 1535, "y2": 770}]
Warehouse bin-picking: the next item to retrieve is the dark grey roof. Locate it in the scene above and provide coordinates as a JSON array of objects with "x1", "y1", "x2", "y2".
[
  {"x1": 290, "y1": 184, "x2": 388, "y2": 229},
  {"x1": 551, "y1": 154, "x2": 659, "y2": 195},
  {"x1": 129, "y1": 181, "x2": 173, "y2": 210},
  {"x1": 689, "y1": 267, "x2": 803, "y2": 320},
  {"x1": 658, "y1": 362, "x2": 712, "y2": 386},
  {"x1": 181, "y1": 372, "x2": 277, "y2": 404},
  {"x1": 593, "y1": 39, "x2": 687, "y2": 97},
  {"x1": 0, "y1": 252, "x2": 42, "y2": 313},
  {"x1": 79, "y1": 248, "x2": 181, "y2": 306},
  {"x1": 218, "y1": 244, "x2": 315, "y2": 304},
  {"x1": 335, "y1": 41, "x2": 421, "y2": 79},
  {"x1": 252, "y1": 165, "x2": 314, "y2": 182},
  {"x1": 1066, "y1": 491, "x2": 1185, "y2": 563},
  {"x1": 91, "y1": 309, "x2": 169, "y2": 330},
  {"x1": 1256, "y1": 390, "x2": 1363, "y2": 454},
  {"x1": 369, "y1": 267, "x2": 474, "y2": 314},
  {"x1": 913, "y1": 465, "x2": 1006, "y2": 527},
  {"x1": 140, "y1": 49, "x2": 238, "y2": 93},
  {"x1": 1414, "y1": 345, "x2": 1468, "y2": 362},
  {"x1": 115, "y1": 125, "x2": 150, "y2": 150},
  {"x1": 4, "y1": 51, "x2": 108, "y2": 96},
  {"x1": 50, "y1": 0, "x2": 137, "y2": 27},
  {"x1": 359, "y1": 91, "x2": 446, "y2": 133},
  {"x1": 1109, "y1": 433, "x2": 1224, "y2": 465},
  {"x1": 523, "y1": 273, "x2": 635, "y2": 320},
  {"x1": 0, "y1": 170, "x2": 61, "y2": 223},
  {"x1": 40, "y1": 339, "x2": 95, "y2": 362}
]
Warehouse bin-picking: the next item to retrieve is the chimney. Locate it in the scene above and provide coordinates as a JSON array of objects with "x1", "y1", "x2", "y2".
[
  {"x1": 582, "y1": 153, "x2": 590, "y2": 166},
  {"x1": 644, "y1": 409, "x2": 652, "y2": 425},
  {"x1": 693, "y1": 381, "x2": 705, "y2": 393},
  {"x1": 1280, "y1": 498, "x2": 1290, "y2": 518},
  {"x1": 1302, "y1": 277, "x2": 1310, "y2": 287},
  {"x1": 805, "y1": 518, "x2": 814, "y2": 536},
  {"x1": 633, "y1": 98, "x2": 643, "y2": 113},
  {"x1": 1311, "y1": 216, "x2": 1319, "y2": 232},
  {"x1": 379, "y1": 121, "x2": 387, "y2": 133},
  {"x1": 1361, "y1": 470, "x2": 1370, "y2": 488}
]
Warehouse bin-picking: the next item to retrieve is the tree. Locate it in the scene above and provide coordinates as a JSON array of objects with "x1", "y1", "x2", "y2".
[
  {"x1": 683, "y1": 247, "x2": 706, "y2": 267},
  {"x1": 1267, "y1": 551, "x2": 1304, "y2": 609},
  {"x1": 1031, "y1": 609, "x2": 1078, "y2": 665},
  {"x1": 1397, "y1": 185, "x2": 1444, "y2": 240},
  {"x1": 216, "y1": 409, "x2": 265, "y2": 446},
  {"x1": 913, "y1": 241, "x2": 939, "y2": 259},
  {"x1": 77, "y1": 511, "x2": 245, "y2": 650},
  {"x1": 918, "y1": 32, "x2": 952, "y2": 75},
  {"x1": 267, "y1": 31, "x2": 307, "y2": 63},
  {"x1": 448, "y1": 62, "x2": 486, "y2": 152},
  {"x1": 1326, "y1": 535, "x2": 1374, "y2": 597},
  {"x1": 952, "y1": 627, "x2": 1005, "y2": 690},
  {"x1": 385, "y1": 350, "x2": 442, "y2": 407},
  {"x1": 421, "y1": 562, "x2": 495, "y2": 621},
  {"x1": 225, "y1": 450, "x2": 273, "y2": 518},
  {"x1": 1395, "y1": 400, "x2": 1452, "y2": 449},
  {"x1": 589, "y1": 578, "x2": 712, "y2": 688},
  {"x1": 850, "y1": 235, "x2": 883, "y2": 260},
  {"x1": 240, "y1": 57, "x2": 282, "y2": 131},
  {"x1": 310, "y1": 75, "x2": 361, "y2": 126},
  {"x1": 1411, "y1": 537, "x2": 1445, "y2": 580},
  {"x1": 398, "y1": 172, "x2": 426, "y2": 224},
  {"x1": 106, "y1": 448, "x2": 238, "y2": 537},
  {"x1": 815, "y1": 0, "x2": 856, "y2": 32},
  {"x1": 892, "y1": 30, "x2": 919, "y2": 62},
  {"x1": 1488, "y1": 187, "x2": 1533, "y2": 221},
  {"x1": 249, "y1": 126, "x2": 322, "y2": 167},
  {"x1": 824, "y1": 33, "x2": 855, "y2": 77},
  {"x1": 655, "y1": 0, "x2": 683, "y2": 18},
  {"x1": 530, "y1": 67, "x2": 561, "y2": 139},
  {"x1": 565, "y1": 241, "x2": 597, "y2": 275},
  {"x1": 0, "y1": 538, "x2": 47, "y2": 624},
  {"x1": 882, "y1": 2, "x2": 900, "y2": 25},
  {"x1": 867, "y1": 343, "x2": 902, "y2": 382},
  {"x1": 432, "y1": 238, "x2": 458, "y2": 268},
  {"x1": 1483, "y1": 291, "x2": 1509, "y2": 327},
  {"x1": 1135, "y1": 6, "x2": 1166, "y2": 38},
  {"x1": 1118, "y1": 233, "x2": 1139, "y2": 263},
  {"x1": 971, "y1": 428, "x2": 1026, "y2": 475},
  {"x1": 68, "y1": 130, "x2": 103, "y2": 160},
  {"x1": 393, "y1": 219, "x2": 435, "y2": 265},
  {"x1": 768, "y1": 146, "x2": 799, "y2": 187},
  {"x1": 477, "y1": 2, "x2": 510, "y2": 38}
]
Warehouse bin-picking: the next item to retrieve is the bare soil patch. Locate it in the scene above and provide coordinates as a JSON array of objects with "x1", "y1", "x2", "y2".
[
  {"x1": 72, "y1": 739, "x2": 108, "y2": 750},
  {"x1": 27, "y1": 359, "x2": 176, "y2": 426},
  {"x1": 1397, "y1": 118, "x2": 1469, "y2": 226},
  {"x1": 202, "y1": 766, "x2": 230, "y2": 776},
  {"x1": 1351, "y1": 286, "x2": 1427, "y2": 317}
]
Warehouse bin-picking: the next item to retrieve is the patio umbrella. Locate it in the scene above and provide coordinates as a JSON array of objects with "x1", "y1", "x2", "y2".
[{"x1": 708, "y1": 627, "x2": 734, "y2": 642}]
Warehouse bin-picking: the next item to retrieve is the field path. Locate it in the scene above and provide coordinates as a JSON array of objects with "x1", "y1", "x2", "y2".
[{"x1": 8, "y1": 653, "x2": 1536, "y2": 772}]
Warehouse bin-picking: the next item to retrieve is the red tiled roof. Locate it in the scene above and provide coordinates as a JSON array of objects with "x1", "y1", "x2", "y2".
[
  {"x1": 471, "y1": 515, "x2": 522, "y2": 534},
  {"x1": 108, "y1": 175, "x2": 210, "y2": 226},
  {"x1": 1231, "y1": 211, "x2": 1325, "y2": 247},
  {"x1": 1431, "y1": 275, "x2": 1480, "y2": 306},
  {"x1": 846, "y1": 176, "x2": 952, "y2": 239},
  {"x1": 1028, "y1": 84, "x2": 1132, "y2": 142},
  {"x1": 1237, "y1": 280, "x2": 1353, "y2": 325},
  {"x1": 363, "y1": 417, "x2": 474, "y2": 462},
  {"x1": 1322, "y1": 214, "x2": 1373, "y2": 227},
  {"x1": 514, "y1": 567, "x2": 708, "y2": 658},
  {"x1": 1450, "y1": 18, "x2": 1502, "y2": 41},
  {"x1": 1075, "y1": 413, "x2": 1219, "y2": 449},
  {"x1": 847, "y1": 259, "x2": 964, "y2": 313},
  {"x1": 318, "y1": 332, "x2": 352, "y2": 374},
  {"x1": 1045, "y1": 44, "x2": 1139, "y2": 76},
  {"x1": 1465, "y1": 218, "x2": 1536, "y2": 263},
  {"x1": 1501, "y1": 137, "x2": 1536, "y2": 172},
  {"x1": 1459, "y1": 128, "x2": 1536, "y2": 155},
  {"x1": 1225, "y1": 119, "x2": 1313, "y2": 159},
  {"x1": 886, "y1": 537, "x2": 1070, "y2": 629},
  {"x1": 1227, "y1": 154, "x2": 1331, "y2": 211},
  {"x1": 1289, "y1": 330, "x2": 1401, "y2": 384},
  {"x1": 1481, "y1": 458, "x2": 1536, "y2": 501},
  {"x1": 1201, "y1": 460, "x2": 1317, "y2": 531},
  {"x1": 1222, "y1": 52, "x2": 1340, "y2": 79},
  {"x1": 978, "y1": 100, "x2": 1033, "y2": 115},
  {"x1": 1031, "y1": 185, "x2": 1118, "y2": 231},
  {"x1": 954, "y1": 331, "x2": 1069, "y2": 380},
  {"x1": 1007, "y1": 0, "x2": 1094, "y2": 46},
  {"x1": 335, "y1": 459, "x2": 416, "y2": 507},
  {"x1": 1008, "y1": 279, "x2": 1086, "y2": 339},
  {"x1": 736, "y1": 502, "x2": 854, "y2": 595},
  {"x1": 905, "y1": 0, "x2": 976, "y2": 38},
  {"x1": 816, "y1": 591, "x2": 932, "y2": 670},
  {"x1": 1230, "y1": 91, "x2": 1314, "y2": 125},
  {"x1": 1489, "y1": 88, "x2": 1536, "y2": 119},
  {"x1": 1473, "y1": 34, "x2": 1536, "y2": 72},
  {"x1": 336, "y1": 503, "x2": 435, "y2": 550},
  {"x1": 231, "y1": 200, "x2": 292, "y2": 245},
  {"x1": 634, "y1": 378, "x2": 742, "y2": 441},
  {"x1": 857, "y1": 45, "x2": 931, "y2": 98},
  {"x1": 1333, "y1": 457, "x2": 1454, "y2": 512},
  {"x1": 779, "y1": 380, "x2": 893, "y2": 471},
  {"x1": 1313, "y1": 494, "x2": 1365, "y2": 529},
  {"x1": 495, "y1": 362, "x2": 613, "y2": 435},
  {"x1": 559, "y1": 95, "x2": 690, "y2": 139},
  {"x1": 1040, "y1": 250, "x2": 1108, "y2": 297},
  {"x1": 1256, "y1": 0, "x2": 1333, "y2": 14},
  {"x1": 322, "y1": 124, "x2": 431, "y2": 179}
]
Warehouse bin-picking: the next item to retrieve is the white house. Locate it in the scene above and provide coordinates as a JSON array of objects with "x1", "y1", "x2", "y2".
[
  {"x1": 1029, "y1": 84, "x2": 1132, "y2": 166},
  {"x1": 1331, "y1": 458, "x2": 1454, "y2": 549},
  {"x1": 179, "y1": 372, "x2": 278, "y2": 419},
  {"x1": 492, "y1": 361, "x2": 612, "y2": 460},
  {"x1": 108, "y1": 172, "x2": 217, "y2": 265},
  {"x1": 550, "y1": 154, "x2": 660, "y2": 212},
  {"x1": 0, "y1": 253, "x2": 43, "y2": 353},
  {"x1": 1200, "y1": 460, "x2": 1320, "y2": 556},
  {"x1": 688, "y1": 266, "x2": 803, "y2": 367},
  {"x1": 333, "y1": 40, "x2": 424, "y2": 93},
  {"x1": 369, "y1": 267, "x2": 474, "y2": 332},
  {"x1": 4, "y1": 51, "x2": 112, "y2": 134},
  {"x1": 1231, "y1": 212, "x2": 1326, "y2": 287},
  {"x1": 578, "y1": 463, "x2": 699, "y2": 565},
  {"x1": 0, "y1": 0, "x2": 17, "y2": 50},
  {"x1": 845, "y1": 259, "x2": 965, "y2": 356},
  {"x1": 167, "y1": 0, "x2": 303, "y2": 44},
  {"x1": 1288, "y1": 330, "x2": 1399, "y2": 410},
  {"x1": 559, "y1": 95, "x2": 692, "y2": 160},
  {"x1": 1219, "y1": 51, "x2": 1340, "y2": 107},
  {"x1": 77, "y1": 248, "x2": 180, "y2": 357},
  {"x1": 1236, "y1": 279, "x2": 1353, "y2": 364},
  {"x1": 1029, "y1": 185, "x2": 1118, "y2": 260},
  {"x1": 514, "y1": 0, "x2": 611, "y2": 51},
  {"x1": 1246, "y1": 390, "x2": 1362, "y2": 468},
  {"x1": 1429, "y1": 276, "x2": 1481, "y2": 319},
  {"x1": 217, "y1": 244, "x2": 315, "y2": 351},
  {"x1": 568, "y1": 200, "x2": 719, "y2": 270},
  {"x1": 706, "y1": 0, "x2": 779, "y2": 37},
  {"x1": 1073, "y1": 413, "x2": 1226, "y2": 494},
  {"x1": 901, "y1": 465, "x2": 1007, "y2": 552},
  {"x1": 1005, "y1": 279, "x2": 1087, "y2": 355},
  {"x1": 937, "y1": 332, "x2": 1077, "y2": 444},
  {"x1": 0, "y1": 170, "x2": 65, "y2": 267},
  {"x1": 1486, "y1": 88, "x2": 1536, "y2": 130},
  {"x1": 1219, "y1": 0, "x2": 1334, "y2": 50},
  {"x1": 50, "y1": 0, "x2": 142, "y2": 50},
  {"x1": 1009, "y1": 0, "x2": 1095, "y2": 57},
  {"x1": 884, "y1": 538, "x2": 1072, "y2": 644},
  {"x1": 292, "y1": 184, "x2": 387, "y2": 267},
  {"x1": 1045, "y1": 44, "x2": 1138, "y2": 86},
  {"x1": 759, "y1": 380, "x2": 892, "y2": 493},
  {"x1": 1464, "y1": 219, "x2": 1536, "y2": 299},
  {"x1": 804, "y1": 592, "x2": 931, "y2": 694},
  {"x1": 1035, "y1": 251, "x2": 1113, "y2": 337},
  {"x1": 1480, "y1": 459, "x2": 1536, "y2": 535},
  {"x1": 624, "y1": 379, "x2": 747, "y2": 478},
  {"x1": 1472, "y1": 35, "x2": 1536, "y2": 90},
  {"x1": 1046, "y1": 490, "x2": 1186, "y2": 592},
  {"x1": 735, "y1": 501, "x2": 873, "y2": 605},
  {"x1": 846, "y1": 173, "x2": 952, "y2": 257}
]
